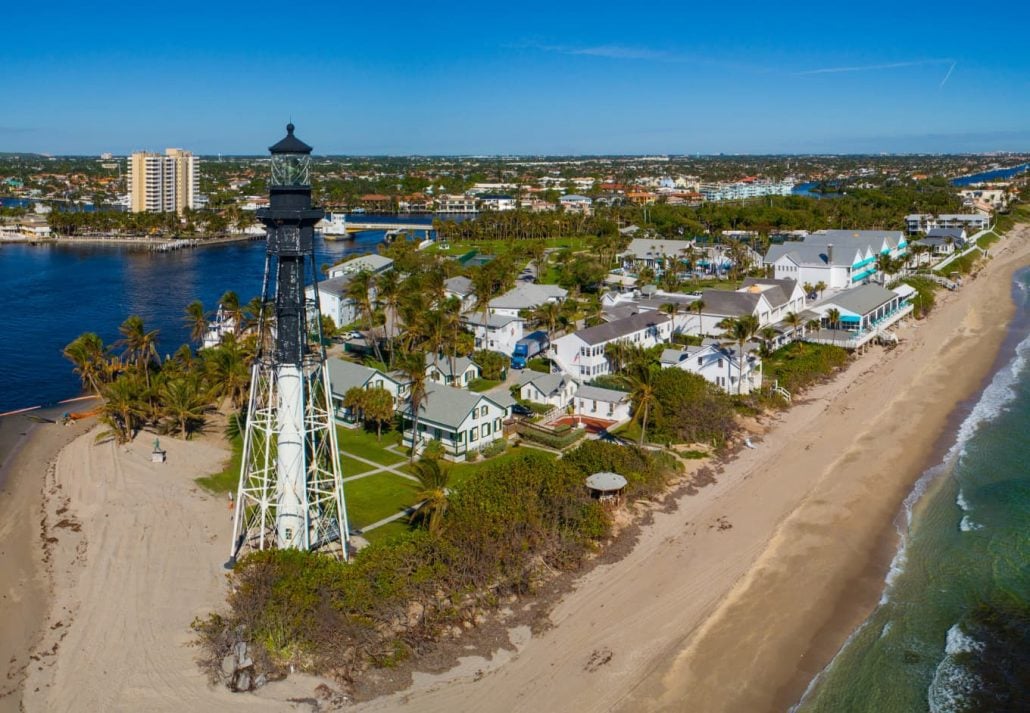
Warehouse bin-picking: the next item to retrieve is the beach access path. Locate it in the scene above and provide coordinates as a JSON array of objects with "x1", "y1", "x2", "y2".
[{"x1": 350, "y1": 226, "x2": 1030, "y2": 713}]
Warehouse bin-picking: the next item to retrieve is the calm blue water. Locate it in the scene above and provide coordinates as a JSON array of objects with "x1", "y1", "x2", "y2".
[
  {"x1": 951, "y1": 163, "x2": 1029, "y2": 186},
  {"x1": 796, "y1": 268, "x2": 1030, "y2": 712},
  {"x1": 0, "y1": 216, "x2": 431, "y2": 412}
]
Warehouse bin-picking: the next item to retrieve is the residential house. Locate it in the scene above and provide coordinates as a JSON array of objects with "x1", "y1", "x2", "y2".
[
  {"x1": 764, "y1": 242, "x2": 876, "y2": 291},
  {"x1": 559, "y1": 194, "x2": 593, "y2": 215},
  {"x1": 516, "y1": 371, "x2": 578, "y2": 409},
  {"x1": 572, "y1": 385, "x2": 632, "y2": 423},
  {"x1": 400, "y1": 382, "x2": 511, "y2": 461},
  {"x1": 806, "y1": 229, "x2": 908, "y2": 261},
  {"x1": 936, "y1": 213, "x2": 989, "y2": 232},
  {"x1": 806, "y1": 283, "x2": 914, "y2": 348},
  {"x1": 463, "y1": 312, "x2": 524, "y2": 356},
  {"x1": 551, "y1": 312, "x2": 672, "y2": 380},
  {"x1": 327, "y1": 358, "x2": 407, "y2": 423},
  {"x1": 660, "y1": 341, "x2": 763, "y2": 395},
  {"x1": 478, "y1": 194, "x2": 516, "y2": 211},
  {"x1": 425, "y1": 354, "x2": 481, "y2": 388},
  {"x1": 912, "y1": 227, "x2": 966, "y2": 259},
  {"x1": 443, "y1": 275, "x2": 476, "y2": 312},
  {"x1": 327, "y1": 253, "x2": 394, "y2": 279},
  {"x1": 307, "y1": 274, "x2": 361, "y2": 327},
  {"x1": 435, "y1": 195, "x2": 478, "y2": 214},
  {"x1": 489, "y1": 283, "x2": 568, "y2": 317},
  {"x1": 619, "y1": 238, "x2": 696, "y2": 274}
]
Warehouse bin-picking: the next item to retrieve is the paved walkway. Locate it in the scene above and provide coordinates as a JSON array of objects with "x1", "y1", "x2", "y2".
[{"x1": 341, "y1": 450, "x2": 418, "y2": 484}]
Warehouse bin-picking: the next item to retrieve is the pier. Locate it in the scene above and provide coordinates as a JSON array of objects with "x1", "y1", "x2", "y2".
[{"x1": 343, "y1": 221, "x2": 434, "y2": 234}]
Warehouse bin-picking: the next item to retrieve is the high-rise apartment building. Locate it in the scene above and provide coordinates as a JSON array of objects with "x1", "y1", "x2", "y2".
[{"x1": 128, "y1": 148, "x2": 200, "y2": 213}]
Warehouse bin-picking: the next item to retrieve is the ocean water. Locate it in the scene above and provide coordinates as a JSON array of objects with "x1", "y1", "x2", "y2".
[
  {"x1": 0, "y1": 217, "x2": 431, "y2": 413},
  {"x1": 795, "y1": 268, "x2": 1030, "y2": 712}
]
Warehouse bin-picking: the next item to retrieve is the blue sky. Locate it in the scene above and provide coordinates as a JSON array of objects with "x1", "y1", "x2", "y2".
[{"x1": 2, "y1": 1, "x2": 1028, "y2": 155}]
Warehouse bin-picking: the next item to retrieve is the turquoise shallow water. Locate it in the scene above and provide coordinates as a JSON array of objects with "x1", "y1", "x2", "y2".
[{"x1": 795, "y1": 269, "x2": 1030, "y2": 713}]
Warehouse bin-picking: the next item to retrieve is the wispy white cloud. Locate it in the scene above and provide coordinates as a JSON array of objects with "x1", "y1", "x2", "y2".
[
  {"x1": 564, "y1": 45, "x2": 670, "y2": 60},
  {"x1": 796, "y1": 58, "x2": 958, "y2": 87}
]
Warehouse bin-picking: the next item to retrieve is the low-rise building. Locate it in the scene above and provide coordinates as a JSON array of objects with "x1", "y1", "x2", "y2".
[
  {"x1": 572, "y1": 385, "x2": 632, "y2": 423},
  {"x1": 463, "y1": 312, "x2": 524, "y2": 356},
  {"x1": 660, "y1": 341, "x2": 763, "y2": 395},
  {"x1": 559, "y1": 194, "x2": 593, "y2": 215},
  {"x1": 425, "y1": 354, "x2": 481, "y2": 388},
  {"x1": 489, "y1": 283, "x2": 568, "y2": 317},
  {"x1": 551, "y1": 312, "x2": 672, "y2": 380},
  {"x1": 327, "y1": 358, "x2": 408, "y2": 423},
  {"x1": 327, "y1": 253, "x2": 394, "y2": 279},
  {"x1": 764, "y1": 242, "x2": 875, "y2": 291},
  {"x1": 478, "y1": 194, "x2": 516, "y2": 211},
  {"x1": 307, "y1": 275, "x2": 361, "y2": 327},
  {"x1": 443, "y1": 275, "x2": 476, "y2": 312},
  {"x1": 516, "y1": 371, "x2": 578, "y2": 409},
  {"x1": 400, "y1": 383, "x2": 511, "y2": 461},
  {"x1": 936, "y1": 213, "x2": 989, "y2": 232},
  {"x1": 805, "y1": 283, "x2": 914, "y2": 348}
]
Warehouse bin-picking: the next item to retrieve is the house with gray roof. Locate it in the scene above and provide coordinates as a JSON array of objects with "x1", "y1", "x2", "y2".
[
  {"x1": 425, "y1": 353, "x2": 481, "y2": 388},
  {"x1": 551, "y1": 312, "x2": 672, "y2": 381},
  {"x1": 572, "y1": 385, "x2": 632, "y2": 423},
  {"x1": 462, "y1": 311, "x2": 524, "y2": 356},
  {"x1": 399, "y1": 382, "x2": 512, "y2": 461},
  {"x1": 444, "y1": 275, "x2": 476, "y2": 312},
  {"x1": 805, "y1": 283, "x2": 914, "y2": 348},
  {"x1": 764, "y1": 241, "x2": 875, "y2": 291},
  {"x1": 326, "y1": 358, "x2": 408, "y2": 423},
  {"x1": 660, "y1": 341, "x2": 763, "y2": 395},
  {"x1": 489, "y1": 283, "x2": 568, "y2": 317},
  {"x1": 327, "y1": 253, "x2": 394, "y2": 278},
  {"x1": 517, "y1": 371, "x2": 578, "y2": 409},
  {"x1": 307, "y1": 274, "x2": 362, "y2": 330}
]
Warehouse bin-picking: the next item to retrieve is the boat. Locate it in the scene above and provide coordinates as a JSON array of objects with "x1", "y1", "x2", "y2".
[
  {"x1": 319, "y1": 212, "x2": 353, "y2": 240},
  {"x1": 202, "y1": 304, "x2": 237, "y2": 349}
]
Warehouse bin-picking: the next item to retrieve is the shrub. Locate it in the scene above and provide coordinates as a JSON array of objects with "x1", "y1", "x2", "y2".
[
  {"x1": 480, "y1": 438, "x2": 507, "y2": 459},
  {"x1": 527, "y1": 357, "x2": 551, "y2": 373},
  {"x1": 472, "y1": 350, "x2": 506, "y2": 380},
  {"x1": 902, "y1": 276, "x2": 939, "y2": 318},
  {"x1": 764, "y1": 342, "x2": 849, "y2": 394},
  {"x1": 649, "y1": 368, "x2": 738, "y2": 447}
]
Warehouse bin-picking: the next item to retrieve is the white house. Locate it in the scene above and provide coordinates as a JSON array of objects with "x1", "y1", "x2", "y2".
[
  {"x1": 425, "y1": 354, "x2": 481, "y2": 388},
  {"x1": 489, "y1": 283, "x2": 568, "y2": 317},
  {"x1": 660, "y1": 341, "x2": 763, "y2": 395},
  {"x1": 327, "y1": 358, "x2": 408, "y2": 424},
  {"x1": 478, "y1": 194, "x2": 516, "y2": 211},
  {"x1": 551, "y1": 312, "x2": 672, "y2": 380},
  {"x1": 572, "y1": 385, "x2": 632, "y2": 423},
  {"x1": 764, "y1": 243, "x2": 875, "y2": 291},
  {"x1": 807, "y1": 230, "x2": 908, "y2": 261},
  {"x1": 463, "y1": 312, "x2": 524, "y2": 356},
  {"x1": 327, "y1": 253, "x2": 394, "y2": 279},
  {"x1": 400, "y1": 383, "x2": 511, "y2": 461},
  {"x1": 307, "y1": 274, "x2": 361, "y2": 327},
  {"x1": 516, "y1": 371, "x2": 579, "y2": 409},
  {"x1": 805, "y1": 283, "x2": 914, "y2": 348},
  {"x1": 936, "y1": 213, "x2": 989, "y2": 232},
  {"x1": 559, "y1": 194, "x2": 593, "y2": 215},
  {"x1": 443, "y1": 275, "x2": 476, "y2": 312}
]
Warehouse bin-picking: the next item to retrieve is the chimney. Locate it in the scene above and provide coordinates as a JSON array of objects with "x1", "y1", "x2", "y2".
[{"x1": 826, "y1": 243, "x2": 834, "y2": 263}]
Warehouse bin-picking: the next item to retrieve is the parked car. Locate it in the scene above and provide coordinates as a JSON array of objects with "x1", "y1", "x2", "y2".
[{"x1": 511, "y1": 404, "x2": 533, "y2": 417}]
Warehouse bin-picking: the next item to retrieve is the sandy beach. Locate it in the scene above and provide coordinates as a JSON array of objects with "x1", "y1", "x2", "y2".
[{"x1": 2, "y1": 227, "x2": 1027, "y2": 712}]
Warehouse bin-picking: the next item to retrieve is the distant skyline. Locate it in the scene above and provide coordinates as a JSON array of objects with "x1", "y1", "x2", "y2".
[{"x1": 3, "y1": 1, "x2": 1029, "y2": 156}]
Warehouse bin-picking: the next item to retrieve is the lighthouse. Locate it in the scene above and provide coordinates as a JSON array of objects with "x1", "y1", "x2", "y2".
[{"x1": 228, "y1": 124, "x2": 348, "y2": 564}]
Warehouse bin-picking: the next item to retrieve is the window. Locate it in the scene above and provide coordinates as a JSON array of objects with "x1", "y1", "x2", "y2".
[
  {"x1": 480, "y1": 405, "x2": 488, "y2": 417},
  {"x1": 456, "y1": 431, "x2": 464, "y2": 443},
  {"x1": 697, "y1": 356, "x2": 703, "y2": 366},
  {"x1": 495, "y1": 418, "x2": 502, "y2": 431},
  {"x1": 482, "y1": 423, "x2": 491, "y2": 437},
  {"x1": 718, "y1": 358, "x2": 724, "y2": 368},
  {"x1": 470, "y1": 427, "x2": 479, "y2": 442}
]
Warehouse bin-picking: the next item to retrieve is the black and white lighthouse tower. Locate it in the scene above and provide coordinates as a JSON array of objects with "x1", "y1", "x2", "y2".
[{"x1": 229, "y1": 124, "x2": 348, "y2": 563}]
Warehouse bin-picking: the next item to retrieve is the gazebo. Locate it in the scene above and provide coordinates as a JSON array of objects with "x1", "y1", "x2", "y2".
[{"x1": 585, "y1": 471, "x2": 628, "y2": 507}]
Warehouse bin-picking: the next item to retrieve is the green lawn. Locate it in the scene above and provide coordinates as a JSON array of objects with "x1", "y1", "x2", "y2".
[
  {"x1": 345, "y1": 472, "x2": 418, "y2": 530},
  {"x1": 341, "y1": 454, "x2": 377, "y2": 477},
  {"x1": 337, "y1": 426, "x2": 406, "y2": 466},
  {"x1": 447, "y1": 446, "x2": 556, "y2": 486},
  {"x1": 362, "y1": 519, "x2": 413, "y2": 545},
  {"x1": 468, "y1": 378, "x2": 502, "y2": 392}
]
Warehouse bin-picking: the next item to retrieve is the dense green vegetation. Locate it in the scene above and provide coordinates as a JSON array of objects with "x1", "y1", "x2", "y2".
[
  {"x1": 195, "y1": 444, "x2": 681, "y2": 680},
  {"x1": 901, "y1": 276, "x2": 941, "y2": 318},
  {"x1": 763, "y1": 342, "x2": 850, "y2": 395}
]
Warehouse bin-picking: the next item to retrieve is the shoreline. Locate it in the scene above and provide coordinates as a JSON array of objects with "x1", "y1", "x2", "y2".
[
  {"x1": 619, "y1": 225, "x2": 1030, "y2": 712},
  {"x1": 346, "y1": 225, "x2": 1030, "y2": 712},
  {"x1": 1, "y1": 227, "x2": 1027, "y2": 711}
]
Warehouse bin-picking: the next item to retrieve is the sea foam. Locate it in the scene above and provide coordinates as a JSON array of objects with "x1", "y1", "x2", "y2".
[{"x1": 928, "y1": 624, "x2": 984, "y2": 713}]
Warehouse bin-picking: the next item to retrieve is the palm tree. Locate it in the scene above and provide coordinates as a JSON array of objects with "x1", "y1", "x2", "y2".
[
  {"x1": 618, "y1": 361, "x2": 660, "y2": 446},
  {"x1": 219, "y1": 290, "x2": 244, "y2": 336},
  {"x1": 784, "y1": 311, "x2": 804, "y2": 349},
  {"x1": 117, "y1": 315, "x2": 159, "y2": 388},
  {"x1": 759, "y1": 326, "x2": 778, "y2": 355},
  {"x1": 184, "y1": 300, "x2": 208, "y2": 347},
  {"x1": 408, "y1": 458, "x2": 450, "y2": 535},
  {"x1": 157, "y1": 376, "x2": 211, "y2": 439},
  {"x1": 725, "y1": 315, "x2": 760, "y2": 395},
  {"x1": 691, "y1": 298, "x2": 706, "y2": 336},
  {"x1": 532, "y1": 301, "x2": 561, "y2": 337},
  {"x1": 396, "y1": 350, "x2": 428, "y2": 463},
  {"x1": 346, "y1": 271, "x2": 384, "y2": 363},
  {"x1": 815, "y1": 281, "x2": 827, "y2": 299},
  {"x1": 202, "y1": 336, "x2": 250, "y2": 409},
  {"x1": 803, "y1": 282, "x2": 815, "y2": 299},
  {"x1": 99, "y1": 374, "x2": 146, "y2": 443},
  {"x1": 659, "y1": 301, "x2": 680, "y2": 332},
  {"x1": 826, "y1": 308, "x2": 842, "y2": 346},
  {"x1": 62, "y1": 332, "x2": 110, "y2": 395},
  {"x1": 604, "y1": 340, "x2": 630, "y2": 373},
  {"x1": 376, "y1": 269, "x2": 402, "y2": 364}
]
